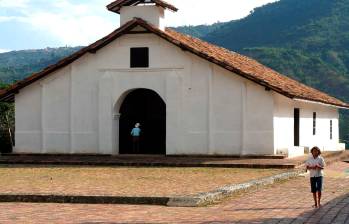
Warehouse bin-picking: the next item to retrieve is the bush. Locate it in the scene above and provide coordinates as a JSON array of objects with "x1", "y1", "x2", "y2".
[{"x1": 0, "y1": 102, "x2": 14, "y2": 153}]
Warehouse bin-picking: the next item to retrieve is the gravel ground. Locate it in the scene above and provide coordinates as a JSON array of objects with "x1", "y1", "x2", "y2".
[{"x1": 0, "y1": 166, "x2": 284, "y2": 197}]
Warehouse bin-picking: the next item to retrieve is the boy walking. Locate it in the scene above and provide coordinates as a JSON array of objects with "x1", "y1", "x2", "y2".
[{"x1": 306, "y1": 146, "x2": 325, "y2": 208}]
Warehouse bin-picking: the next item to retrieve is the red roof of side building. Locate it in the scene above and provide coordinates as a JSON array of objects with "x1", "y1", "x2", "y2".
[
  {"x1": 0, "y1": 18, "x2": 348, "y2": 108},
  {"x1": 107, "y1": 0, "x2": 178, "y2": 13}
]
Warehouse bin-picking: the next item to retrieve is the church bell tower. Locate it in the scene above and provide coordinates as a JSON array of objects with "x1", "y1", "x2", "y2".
[{"x1": 107, "y1": 0, "x2": 178, "y2": 31}]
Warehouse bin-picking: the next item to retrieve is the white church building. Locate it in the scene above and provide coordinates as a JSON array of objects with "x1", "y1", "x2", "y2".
[{"x1": 0, "y1": 0, "x2": 348, "y2": 157}]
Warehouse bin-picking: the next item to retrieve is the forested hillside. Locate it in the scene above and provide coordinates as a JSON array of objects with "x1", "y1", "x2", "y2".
[
  {"x1": 173, "y1": 22, "x2": 227, "y2": 39},
  {"x1": 0, "y1": 47, "x2": 82, "y2": 83}
]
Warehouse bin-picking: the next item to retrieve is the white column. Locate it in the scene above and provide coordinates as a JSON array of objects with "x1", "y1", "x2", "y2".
[
  {"x1": 40, "y1": 83, "x2": 46, "y2": 153},
  {"x1": 69, "y1": 68, "x2": 74, "y2": 154},
  {"x1": 165, "y1": 71, "x2": 181, "y2": 155},
  {"x1": 240, "y1": 82, "x2": 247, "y2": 155},
  {"x1": 98, "y1": 72, "x2": 114, "y2": 154},
  {"x1": 112, "y1": 113, "x2": 121, "y2": 155},
  {"x1": 207, "y1": 64, "x2": 214, "y2": 154}
]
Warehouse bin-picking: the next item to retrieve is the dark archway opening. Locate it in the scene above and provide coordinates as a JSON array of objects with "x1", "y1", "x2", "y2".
[{"x1": 119, "y1": 89, "x2": 166, "y2": 155}]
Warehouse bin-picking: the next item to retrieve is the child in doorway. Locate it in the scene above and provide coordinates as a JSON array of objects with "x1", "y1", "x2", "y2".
[
  {"x1": 131, "y1": 123, "x2": 141, "y2": 153},
  {"x1": 306, "y1": 146, "x2": 325, "y2": 208}
]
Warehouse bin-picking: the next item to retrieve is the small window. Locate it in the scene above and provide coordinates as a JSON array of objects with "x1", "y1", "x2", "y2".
[
  {"x1": 130, "y1": 47, "x2": 149, "y2": 68},
  {"x1": 313, "y1": 112, "x2": 316, "y2": 135},
  {"x1": 330, "y1": 120, "x2": 333, "y2": 140}
]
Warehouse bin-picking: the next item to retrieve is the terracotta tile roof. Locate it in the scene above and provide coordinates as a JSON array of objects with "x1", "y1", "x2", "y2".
[
  {"x1": 163, "y1": 29, "x2": 349, "y2": 109},
  {"x1": 107, "y1": 0, "x2": 178, "y2": 13},
  {"x1": 0, "y1": 18, "x2": 348, "y2": 108}
]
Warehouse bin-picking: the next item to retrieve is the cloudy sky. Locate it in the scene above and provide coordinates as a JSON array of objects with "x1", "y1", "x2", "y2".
[{"x1": 0, "y1": 0, "x2": 278, "y2": 52}]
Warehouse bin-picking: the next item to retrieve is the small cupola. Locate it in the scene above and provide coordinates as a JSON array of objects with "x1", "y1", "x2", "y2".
[{"x1": 107, "y1": 0, "x2": 178, "y2": 30}]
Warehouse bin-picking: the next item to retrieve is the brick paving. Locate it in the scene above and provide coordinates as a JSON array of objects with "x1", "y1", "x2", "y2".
[{"x1": 0, "y1": 161, "x2": 348, "y2": 224}]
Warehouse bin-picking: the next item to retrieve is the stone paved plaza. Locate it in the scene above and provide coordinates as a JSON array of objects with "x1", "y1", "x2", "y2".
[{"x1": 0, "y1": 161, "x2": 348, "y2": 224}]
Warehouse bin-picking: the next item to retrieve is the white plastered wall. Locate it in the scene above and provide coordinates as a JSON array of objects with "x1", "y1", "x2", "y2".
[
  {"x1": 120, "y1": 6, "x2": 166, "y2": 30},
  {"x1": 15, "y1": 82, "x2": 42, "y2": 153},
  {"x1": 273, "y1": 93, "x2": 342, "y2": 157},
  {"x1": 14, "y1": 31, "x2": 275, "y2": 155}
]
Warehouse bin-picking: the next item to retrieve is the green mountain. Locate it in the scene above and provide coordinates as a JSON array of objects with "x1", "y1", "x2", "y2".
[
  {"x1": 0, "y1": 47, "x2": 82, "y2": 83},
  {"x1": 173, "y1": 22, "x2": 227, "y2": 39},
  {"x1": 176, "y1": 0, "x2": 349, "y2": 146}
]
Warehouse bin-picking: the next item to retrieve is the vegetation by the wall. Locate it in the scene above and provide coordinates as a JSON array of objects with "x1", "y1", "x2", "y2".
[{"x1": 0, "y1": 83, "x2": 14, "y2": 153}]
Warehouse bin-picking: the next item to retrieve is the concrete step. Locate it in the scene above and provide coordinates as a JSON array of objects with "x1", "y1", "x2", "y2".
[
  {"x1": 1, "y1": 153, "x2": 286, "y2": 159},
  {"x1": 0, "y1": 151, "x2": 347, "y2": 169},
  {"x1": 0, "y1": 154, "x2": 295, "y2": 169}
]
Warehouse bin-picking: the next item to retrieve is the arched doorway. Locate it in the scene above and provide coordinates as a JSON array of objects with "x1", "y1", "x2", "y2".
[{"x1": 119, "y1": 89, "x2": 166, "y2": 154}]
